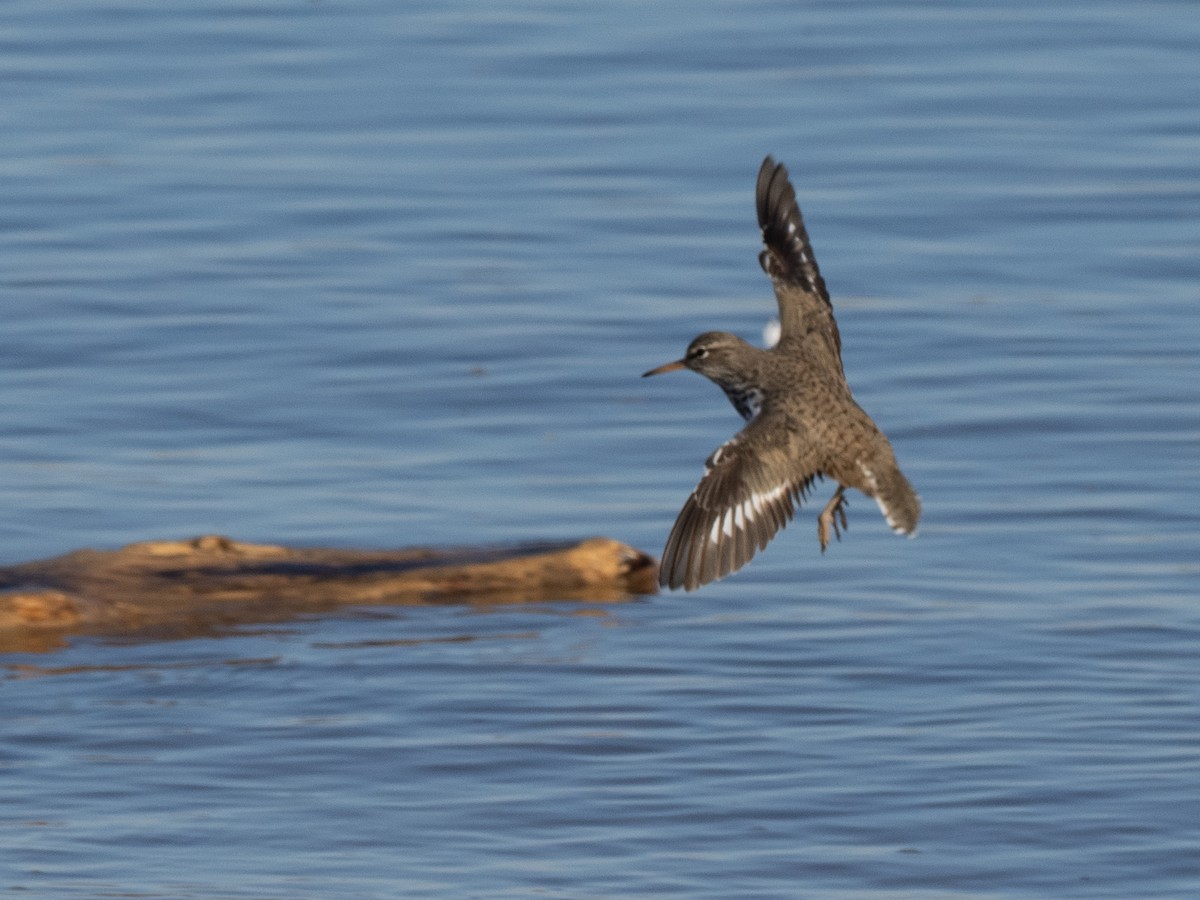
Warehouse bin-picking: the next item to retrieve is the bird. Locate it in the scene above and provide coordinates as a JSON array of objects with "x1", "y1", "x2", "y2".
[{"x1": 643, "y1": 156, "x2": 920, "y2": 591}]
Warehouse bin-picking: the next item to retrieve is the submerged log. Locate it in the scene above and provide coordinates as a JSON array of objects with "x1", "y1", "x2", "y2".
[{"x1": 0, "y1": 535, "x2": 659, "y2": 651}]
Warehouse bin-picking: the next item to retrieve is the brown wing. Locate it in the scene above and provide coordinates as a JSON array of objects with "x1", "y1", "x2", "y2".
[
  {"x1": 659, "y1": 415, "x2": 821, "y2": 591},
  {"x1": 756, "y1": 156, "x2": 843, "y2": 368}
]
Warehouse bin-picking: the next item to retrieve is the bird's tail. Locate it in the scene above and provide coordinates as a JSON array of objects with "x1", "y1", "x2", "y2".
[{"x1": 865, "y1": 459, "x2": 921, "y2": 537}]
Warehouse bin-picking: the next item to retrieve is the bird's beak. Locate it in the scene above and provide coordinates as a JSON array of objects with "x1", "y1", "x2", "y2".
[{"x1": 642, "y1": 358, "x2": 687, "y2": 378}]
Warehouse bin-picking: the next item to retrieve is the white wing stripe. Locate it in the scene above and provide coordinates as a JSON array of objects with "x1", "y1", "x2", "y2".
[{"x1": 707, "y1": 482, "x2": 791, "y2": 545}]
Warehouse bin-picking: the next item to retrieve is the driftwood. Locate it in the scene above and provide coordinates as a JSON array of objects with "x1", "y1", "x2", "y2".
[{"x1": 0, "y1": 534, "x2": 659, "y2": 652}]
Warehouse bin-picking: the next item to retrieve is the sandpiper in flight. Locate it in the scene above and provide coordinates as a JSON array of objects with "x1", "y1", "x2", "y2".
[{"x1": 644, "y1": 156, "x2": 920, "y2": 591}]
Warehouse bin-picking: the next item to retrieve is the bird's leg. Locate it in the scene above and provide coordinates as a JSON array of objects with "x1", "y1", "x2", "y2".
[{"x1": 817, "y1": 486, "x2": 848, "y2": 553}]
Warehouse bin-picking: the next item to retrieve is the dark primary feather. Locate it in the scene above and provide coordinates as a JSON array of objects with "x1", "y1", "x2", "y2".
[{"x1": 756, "y1": 156, "x2": 843, "y2": 365}]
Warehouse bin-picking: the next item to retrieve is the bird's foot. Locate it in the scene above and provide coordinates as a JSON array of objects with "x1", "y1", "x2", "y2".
[{"x1": 818, "y1": 488, "x2": 848, "y2": 553}]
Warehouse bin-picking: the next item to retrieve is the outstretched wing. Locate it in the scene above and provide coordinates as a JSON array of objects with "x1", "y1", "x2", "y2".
[
  {"x1": 756, "y1": 156, "x2": 843, "y2": 367},
  {"x1": 659, "y1": 415, "x2": 822, "y2": 591}
]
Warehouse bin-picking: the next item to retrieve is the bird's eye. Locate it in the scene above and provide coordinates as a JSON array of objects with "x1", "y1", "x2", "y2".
[{"x1": 690, "y1": 347, "x2": 708, "y2": 359}]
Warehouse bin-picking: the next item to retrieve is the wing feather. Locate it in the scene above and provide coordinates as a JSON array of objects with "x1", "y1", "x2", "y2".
[
  {"x1": 659, "y1": 416, "x2": 821, "y2": 591},
  {"x1": 756, "y1": 156, "x2": 843, "y2": 367}
]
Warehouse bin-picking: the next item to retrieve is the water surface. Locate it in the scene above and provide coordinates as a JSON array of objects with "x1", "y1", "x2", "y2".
[{"x1": 3, "y1": 1, "x2": 1199, "y2": 896}]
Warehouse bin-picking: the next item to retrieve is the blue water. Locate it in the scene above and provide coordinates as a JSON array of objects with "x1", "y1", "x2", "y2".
[{"x1": 3, "y1": 0, "x2": 1200, "y2": 896}]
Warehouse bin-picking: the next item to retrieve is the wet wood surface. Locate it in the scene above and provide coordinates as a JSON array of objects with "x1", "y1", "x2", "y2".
[{"x1": 0, "y1": 535, "x2": 659, "y2": 651}]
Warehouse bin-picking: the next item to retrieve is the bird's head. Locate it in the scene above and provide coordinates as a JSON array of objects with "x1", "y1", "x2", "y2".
[{"x1": 642, "y1": 331, "x2": 755, "y2": 381}]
